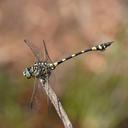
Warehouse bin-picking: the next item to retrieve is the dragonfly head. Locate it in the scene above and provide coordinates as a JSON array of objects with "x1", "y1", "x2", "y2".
[{"x1": 23, "y1": 67, "x2": 32, "y2": 79}]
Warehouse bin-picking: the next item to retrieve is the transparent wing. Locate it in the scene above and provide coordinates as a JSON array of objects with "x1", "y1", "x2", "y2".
[
  {"x1": 24, "y1": 40, "x2": 42, "y2": 61},
  {"x1": 43, "y1": 40, "x2": 53, "y2": 63},
  {"x1": 29, "y1": 79, "x2": 47, "y2": 110},
  {"x1": 29, "y1": 78, "x2": 38, "y2": 109},
  {"x1": 29, "y1": 75, "x2": 55, "y2": 111},
  {"x1": 38, "y1": 79, "x2": 53, "y2": 113},
  {"x1": 37, "y1": 79, "x2": 51, "y2": 111},
  {"x1": 42, "y1": 40, "x2": 56, "y2": 86}
]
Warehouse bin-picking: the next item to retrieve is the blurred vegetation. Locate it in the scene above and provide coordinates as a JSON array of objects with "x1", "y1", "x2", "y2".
[{"x1": 62, "y1": 62, "x2": 128, "y2": 128}]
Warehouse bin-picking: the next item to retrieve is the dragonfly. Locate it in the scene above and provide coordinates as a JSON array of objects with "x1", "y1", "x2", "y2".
[{"x1": 23, "y1": 40, "x2": 113, "y2": 108}]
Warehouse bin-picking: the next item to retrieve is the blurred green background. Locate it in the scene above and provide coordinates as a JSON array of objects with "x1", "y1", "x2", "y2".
[{"x1": 0, "y1": 0, "x2": 128, "y2": 128}]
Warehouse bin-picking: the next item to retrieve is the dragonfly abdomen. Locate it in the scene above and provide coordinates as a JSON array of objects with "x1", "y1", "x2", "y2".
[{"x1": 53, "y1": 41, "x2": 113, "y2": 67}]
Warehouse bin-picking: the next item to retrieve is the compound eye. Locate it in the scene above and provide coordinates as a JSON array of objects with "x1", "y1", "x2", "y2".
[{"x1": 23, "y1": 68, "x2": 31, "y2": 79}]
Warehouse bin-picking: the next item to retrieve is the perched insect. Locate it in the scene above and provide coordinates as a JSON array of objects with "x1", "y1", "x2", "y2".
[{"x1": 23, "y1": 40, "x2": 113, "y2": 107}]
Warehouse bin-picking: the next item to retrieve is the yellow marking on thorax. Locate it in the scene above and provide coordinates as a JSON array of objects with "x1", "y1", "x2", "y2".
[{"x1": 49, "y1": 63, "x2": 53, "y2": 66}]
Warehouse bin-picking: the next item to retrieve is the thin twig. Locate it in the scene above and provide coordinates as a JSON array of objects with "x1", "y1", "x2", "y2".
[{"x1": 39, "y1": 79, "x2": 73, "y2": 128}]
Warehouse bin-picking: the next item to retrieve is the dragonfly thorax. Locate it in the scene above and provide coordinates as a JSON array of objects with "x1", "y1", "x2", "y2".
[{"x1": 23, "y1": 61, "x2": 55, "y2": 80}]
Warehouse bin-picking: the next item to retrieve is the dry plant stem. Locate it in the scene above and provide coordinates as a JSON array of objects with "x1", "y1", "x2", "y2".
[{"x1": 39, "y1": 79, "x2": 73, "y2": 128}]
